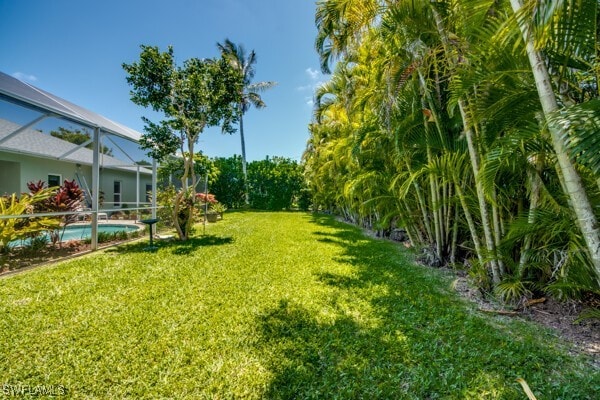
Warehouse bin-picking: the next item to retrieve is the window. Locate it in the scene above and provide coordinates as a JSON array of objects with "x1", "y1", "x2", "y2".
[
  {"x1": 48, "y1": 174, "x2": 61, "y2": 187},
  {"x1": 145, "y1": 184, "x2": 152, "y2": 203},
  {"x1": 114, "y1": 181, "x2": 121, "y2": 207}
]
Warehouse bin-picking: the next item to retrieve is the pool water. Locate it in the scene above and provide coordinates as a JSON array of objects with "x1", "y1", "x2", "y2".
[
  {"x1": 57, "y1": 224, "x2": 141, "y2": 241},
  {"x1": 9, "y1": 224, "x2": 141, "y2": 247}
]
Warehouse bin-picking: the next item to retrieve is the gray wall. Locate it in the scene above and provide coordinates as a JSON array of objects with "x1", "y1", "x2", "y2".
[
  {"x1": 0, "y1": 159, "x2": 20, "y2": 196},
  {"x1": 100, "y1": 168, "x2": 153, "y2": 210},
  {"x1": 0, "y1": 151, "x2": 152, "y2": 209}
]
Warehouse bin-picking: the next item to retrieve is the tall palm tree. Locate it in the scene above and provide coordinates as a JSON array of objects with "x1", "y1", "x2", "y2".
[
  {"x1": 217, "y1": 39, "x2": 277, "y2": 203},
  {"x1": 310, "y1": 0, "x2": 600, "y2": 294},
  {"x1": 506, "y1": 0, "x2": 600, "y2": 283}
]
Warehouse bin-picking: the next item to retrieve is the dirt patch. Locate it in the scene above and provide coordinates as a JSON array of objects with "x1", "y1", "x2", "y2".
[{"x1": 452, "y1": 274, "x2": 600, "y2": 368}]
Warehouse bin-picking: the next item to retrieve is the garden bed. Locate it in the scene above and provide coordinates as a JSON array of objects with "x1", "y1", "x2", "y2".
[{"x1": 1, "y1": 224, "x2": 146, "y2": 275}]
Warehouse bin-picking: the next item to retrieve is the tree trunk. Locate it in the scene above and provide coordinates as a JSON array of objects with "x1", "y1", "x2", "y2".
[
  {"x1": 404, "y1": 159, "x2": 434, "y2": 244},
  {"x1": 458, "y1": 99, "x2": 502, "y2": 284},
  {"x1": 491, "y1": 189, "x2": 506, "y2": 276},
  {"x1": 450, "y1": 198, "x2": 460, "y2": 265},
  {"x1": 402, "y1": 199, "x2": 425, "y2": 244},
  {"x1": 239, "y1": 104, "x2": 250, "y2": 205},
  {"x1": 454, "y1": 177, "x2": 484, "y2": 266},
  {"x1": 518, "y1": 163, "x2": 542, "y2": 274},
  {"x1": 510, "y1": 0, "x2": 600, "y2": 284},
  {"x1": 429, "y1": 9, "x2": 499, "y2": 277},
  {"x1": 428, "y1": 147, "x2": 443, "y2": 264},
  {"x1": 418, "y1": 71, "x2": 444, "y2": 258}
]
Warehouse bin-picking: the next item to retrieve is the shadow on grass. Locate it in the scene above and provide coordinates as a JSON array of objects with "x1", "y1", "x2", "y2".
[
  {"x1": 256, "y1": 298, "x2": 412, "y2": 399},
  {"x1": 104, "y1": 235, "x2": 233, "y2": 256},
  {"x1": 252, "y1": 213, "x2": 596, "y2": 399}
]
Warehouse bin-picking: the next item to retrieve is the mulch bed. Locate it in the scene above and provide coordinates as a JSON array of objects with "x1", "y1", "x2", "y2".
[
  {"x1": 0, "y1": 238, "x2": 136, "y2": 277},
  {"x1": 1, "y1": 241, "x2": 90, "y2": 275},
  {"x1": 452, "y1": 275, "x2": 600, "y2": 368}
]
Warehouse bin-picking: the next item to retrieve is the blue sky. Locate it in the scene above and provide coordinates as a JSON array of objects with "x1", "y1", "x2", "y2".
[{"x1": 0, "y1": 0, "x2": 325, "y2": 162}]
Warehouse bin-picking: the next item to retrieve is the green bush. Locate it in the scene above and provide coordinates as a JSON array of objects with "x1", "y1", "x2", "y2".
[
  {"x1": 0, "y1": 191, "x2": 60, "y2": 253},
  {"x1": 155, "y1": 185, "x2": 177, "y2": 228},
  {"x1": 210, "y1": 156, "x2": 246, "y2": 208},
  {"x1": 247, "y1": 156, "x2": 305, "y2": 210},
  {"x1": 210, "y1": 155, "x2": 308, "y2": 210}
]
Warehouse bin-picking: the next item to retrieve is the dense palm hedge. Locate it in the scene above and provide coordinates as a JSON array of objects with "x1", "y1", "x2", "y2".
[{"x1": 304, "y1": 0, "x2": 600, "y2": 301}]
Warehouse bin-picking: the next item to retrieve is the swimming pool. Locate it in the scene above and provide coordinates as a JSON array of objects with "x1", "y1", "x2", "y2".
[
  {"x1": 56, "y1": 224, "x2": 141, "y2": 241},
  {"x1": 9, "y1": 224, "x2": 142, "y2": 247}
]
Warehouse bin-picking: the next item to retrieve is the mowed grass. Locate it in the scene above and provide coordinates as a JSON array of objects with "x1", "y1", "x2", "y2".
[{"x1": 0, "y1": 211, "x2": 597, "y2": 399}]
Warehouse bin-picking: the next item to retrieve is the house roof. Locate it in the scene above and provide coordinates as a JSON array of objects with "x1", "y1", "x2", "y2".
[
  {"x1": 0, "y1": 71, "x2": 142, "y2": 142},
  {"x1": 0, "y1": 118, "x2": 151, "y2": 175}
]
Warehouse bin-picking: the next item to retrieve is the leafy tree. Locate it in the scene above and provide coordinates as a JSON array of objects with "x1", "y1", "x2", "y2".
[
  {"x1": 123, "y1": 45, "x2": 242, "y2": 240},
  {"x1": 308, "y1": 0, "x2": 600, "y2": 299},
  {"x1": 50, "y1": 127, "x2": 113, "y2": 156},
  {"x1": 210, "y1": 155, "x2": 246, "y2": 209},
  {"x1": 247, "y1": 157, "x2": 305, "y2": 210},
  {"x1": 506, "y1": 0, "x2": 600, "y2": 284},
  {"x1": 209, "y1": 155, "x2": 306, "y2": 211},
  {"x1": 217, "y1": 39, "x2": 277, "y2": 203},
  {"x1": 158, "y1": 152, "x2": 219, "y2": 189}
]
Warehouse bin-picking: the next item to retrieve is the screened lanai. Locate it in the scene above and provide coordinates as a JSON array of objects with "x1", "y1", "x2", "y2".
[{"x1": 0, "y1": 71, "x2": 157, "y2": 250}]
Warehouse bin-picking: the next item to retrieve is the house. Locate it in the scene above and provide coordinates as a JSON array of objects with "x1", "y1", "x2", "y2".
[
  {"x1": 0, "y1": 71, "x2": 155, "y2": 216},
  {"x1": 0, "y1": 118, "x2": 153, "y2": 209}
]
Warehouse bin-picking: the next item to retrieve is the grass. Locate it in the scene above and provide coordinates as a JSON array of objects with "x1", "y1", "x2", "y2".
[{"x1": 0, "y1": 211, "x2": 597, "y2": 399}]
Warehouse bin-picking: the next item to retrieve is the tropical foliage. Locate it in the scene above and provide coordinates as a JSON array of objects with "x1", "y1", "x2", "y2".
[
  {"x1": 157, "y1": 152, "x2": 219, "y2": 188},
  {"x1": 305, "y1": 0, "x2": 600, "y2": 301},
  {"x1": 247, "y1": 156, "x2": 306, "y2": 210},
  {"x1": 0, "y1": 190, "x2": 59, "y2": 253},
  {"x1": 217, "y1": 39, "x2": 277, "y2": 203},
  {"x1": 123, "y1": 45, "x2": 242, "y2": 240},
  {"x1": 211, "y1": 155, "x2": 308, "y2": 210},
  {"x1": 211, "y1": 156, "x2": 247, "y2": 209},
  {"x1": 26, "y1": 180, "x2": 84, "y2": 247}
]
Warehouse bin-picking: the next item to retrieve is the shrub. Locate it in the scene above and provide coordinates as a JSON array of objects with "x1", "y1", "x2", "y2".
[
  {"x1": 27, "y1": 180, "x2": 84, "y2": 247},
  {"x1": 0, "y1": 191, "x2": 60, "y2": 253},
  {"x1": 247, "y1": 157, "x2": 305, "y2": 210}
]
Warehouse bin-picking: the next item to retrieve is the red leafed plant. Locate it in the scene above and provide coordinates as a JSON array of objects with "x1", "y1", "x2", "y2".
[
  {"x1": 195, "y1": 193, "x2": 218, "y2": 204},
  {"x1": 27, "y1": 179, "x2": 84, "y2": 246}
]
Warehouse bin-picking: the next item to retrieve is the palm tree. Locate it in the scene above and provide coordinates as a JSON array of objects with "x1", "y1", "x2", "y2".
[
  {"x1": 310, "y1": 0, "x2": 600, "y2": 294},
  {"x1": 217, "y1": 39, "x2": 277, "y2": 203},
  {"x1": 506, "y1": 0, "x2": 600, "y2": 284}
]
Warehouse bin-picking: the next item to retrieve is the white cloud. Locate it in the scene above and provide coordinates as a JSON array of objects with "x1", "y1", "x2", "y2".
[
  {"x1": 296, "y1": 84, "x2": 313, "y2": 92},
  {"x1": 296, "y1": 67, "x2": 326, "y2": 92},
  {"x1": 12, "y1": 72, "x2": 37, "y2": 82},
  {"x1": 305, "y1": 67, "x2": 321, "y2": 81},
  {"x1": 296, "y1": 67, "x2": 326, "y2": 108}
]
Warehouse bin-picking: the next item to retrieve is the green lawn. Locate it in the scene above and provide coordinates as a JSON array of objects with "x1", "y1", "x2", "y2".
[{"x1": 0, "y1": 211, "x2": 597, "y2": 399}]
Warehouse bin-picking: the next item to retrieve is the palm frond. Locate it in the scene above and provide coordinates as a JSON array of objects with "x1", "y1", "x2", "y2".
[
  {"x1": 551, "y1": 100, "x2": 600, "y2": 175},
  {"x1": 247, "y1": 81, "x2": 277, "y2": 93}
]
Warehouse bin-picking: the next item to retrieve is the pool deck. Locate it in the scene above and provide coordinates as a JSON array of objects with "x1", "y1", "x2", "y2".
[{"x1": 71, "y1": 219, "x2": 144, "y2": 227}]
